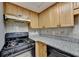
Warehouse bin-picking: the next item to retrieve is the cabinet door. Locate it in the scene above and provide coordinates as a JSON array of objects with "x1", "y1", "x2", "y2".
[
  {"x1": 22, "y1": 9, "x2": 30, "y2": 19},
  {"x1": 17, "y1": 6, "x2": 23, "y2": 17},
  {"x1": 59, "y1": 3, "x2": 74, "y2": 27},
  {"x1": 39, "y1": 9, "x2": 50, "y2": 28},
  {"x1": 38, "y1": 12, "x2": 45, "y2": 28},
  {"x1": 73, "y1": 2, "x2": 79, "y2": 9},
  {"x1": 43, "y1": 9, "x2": 51, "y2": 28},
  {"x1": 49, "y1": 3, "x2": 60, "y2": 27},
  {"x1": 35, "y1": 41, "x2": 47, "y2": 57},
  {"x1": 73, "y1": 2, "x2": 79, "y2": 15},
  {"x1": 30, "y1": 11, "x2": 38, "y2": 28},
  {"x1": 5, "y1": 3, "x2": 18, "y2": 16}
]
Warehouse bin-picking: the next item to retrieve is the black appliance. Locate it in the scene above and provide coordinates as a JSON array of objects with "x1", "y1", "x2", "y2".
[
  {"x1": 0, "y1": 32, "x2": 35, "y2": 57},
  {"x1": 47, "y1": 45, "x2": 76, "y2": 57}
]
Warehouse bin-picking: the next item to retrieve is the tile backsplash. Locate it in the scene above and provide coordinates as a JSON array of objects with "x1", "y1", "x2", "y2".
[
  {"x1": 28, "y1": 28, "x2": 39, "y2": 35},
  {"x1": 39, "y1": 27, "x2": 73, "y2": 37},
  {"x1": 5, "y1": 19, "x2": 29, "y2": 33},
  {"x1": 38, "y1": 15, "x2": 79, "y2": 38},
  {"x1": 29, "y1": 15, "x2": 79, "y2": 43}
]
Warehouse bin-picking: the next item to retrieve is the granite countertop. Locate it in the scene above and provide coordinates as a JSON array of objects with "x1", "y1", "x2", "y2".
[{"x1": 29, "y1": 34, "x2": 79, "y2": 56}]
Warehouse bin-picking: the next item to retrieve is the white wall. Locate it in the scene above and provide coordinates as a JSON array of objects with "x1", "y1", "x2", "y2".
[
  {"x1": 5, "y1": 19, "x2": 28, "y2": 33},
  {"x1": 0, "y1": 2, "x2": 5, "y2": 51}
]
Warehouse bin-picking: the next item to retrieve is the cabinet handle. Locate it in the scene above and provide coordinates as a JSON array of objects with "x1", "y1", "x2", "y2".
[
  {"x1": 27, "y1": 17, "x2": 30, "y2": 19},
  {"x1": 57, "y1": 24, "x2": 61, "y2": 27},
  {"x1": 17, "y1": 14, "x2": 22, "y2": 17},
  {"x1": 42, "y1": 26, "x2": 45, "y2": 28}
]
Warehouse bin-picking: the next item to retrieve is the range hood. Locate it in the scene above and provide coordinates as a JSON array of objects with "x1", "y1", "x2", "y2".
[{"x1": 5, "y1": 14, "x2": 31, "y2": 22}]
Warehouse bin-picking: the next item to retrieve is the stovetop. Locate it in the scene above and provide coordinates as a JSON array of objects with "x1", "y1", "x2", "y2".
[
  {"x1": 1, "y1": 38, "x2": 35, "y2": 57},
  {"x1": 3, "y1": 38, "x2": 34, "y2": 49},
  {"x1": 0, "y1": 32, "x2": 35, "y2": 57}
]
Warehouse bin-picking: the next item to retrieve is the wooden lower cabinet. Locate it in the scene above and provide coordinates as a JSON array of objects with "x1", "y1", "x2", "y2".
[{"x1": 35, "y1": 41, "x2": 47, "y2": 57}]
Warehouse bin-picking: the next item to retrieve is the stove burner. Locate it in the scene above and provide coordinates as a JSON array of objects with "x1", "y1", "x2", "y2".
[
  {"x1": 1, "y1": 38, "x2": 35, "y2": 57},
  {"x1": 0, "y1": 32, "x2": 35, "y2": 57}
]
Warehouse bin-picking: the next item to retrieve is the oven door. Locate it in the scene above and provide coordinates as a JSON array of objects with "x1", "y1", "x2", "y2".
[
  {"x1": 47, "y1": 45, "x2": 75, "y2": 57},
  {"x1": 15, "y1": 46, "x2": 35, "y2": 57}
]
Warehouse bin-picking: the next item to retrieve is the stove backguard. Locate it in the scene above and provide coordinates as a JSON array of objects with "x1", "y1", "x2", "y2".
[{"x1": 5, "y1": 32, "x2": 29, "y2": 39}]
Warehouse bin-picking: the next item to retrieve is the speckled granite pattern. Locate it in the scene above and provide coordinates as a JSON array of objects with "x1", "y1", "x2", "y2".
[
  {"x1": 29, "y1": 34, "x2": 79, "y2": 56},
  {"x1": 40, "y1": 35, "x2": 79, "y2": 44}
]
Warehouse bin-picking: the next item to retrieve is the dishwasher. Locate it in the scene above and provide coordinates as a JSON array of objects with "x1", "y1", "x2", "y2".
[{"x1": 47, "y1": 45, "x2": 75, "y2": 57}]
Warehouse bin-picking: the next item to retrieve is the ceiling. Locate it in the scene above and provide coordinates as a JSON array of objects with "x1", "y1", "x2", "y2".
[{"x1": 11, "y1": 2, "x2": 56, "y2": 13}]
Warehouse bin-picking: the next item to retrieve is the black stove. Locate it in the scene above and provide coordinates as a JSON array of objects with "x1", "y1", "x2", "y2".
[{"x1": 0, "y1": 32, "x2": 35, "y2": 57}]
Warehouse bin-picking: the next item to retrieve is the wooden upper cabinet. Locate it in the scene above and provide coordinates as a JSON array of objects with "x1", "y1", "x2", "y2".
[
  {"x1": 39, "y1": 2, "x2": 74, "y2": 28},
  {"x1": 4, "y1": 3, "x2": 23, "y2": 17},
  {"x1": 39, "y1": 12, "x2": 45, "y2": 28},
  {"x1": 17, "y1": 6, "x2": 23, "y2": 17},
  {"x1": 73, "y1": 3, "x2": 79, "y2": 15},
  {"x1": 49, "y1": 3, "x2": 60, "y2": 27},
  {"x1": 4, "y1": 2, "x2": 74, "y2": 28},
  {"x1": 41, "y1": 9, "x2": 50, "y2": 28},
  {"x1": 73, "y1": 2, "x2": 79, "y2": 9},
  {"x1": 59, "y1": 3, "x2": 74, "y2": 27},
  {"x1": 4, "y1": 3, "x2": 30, "y2": 18},
  {"x1": 39, "y1": 8, "x2": 51, "y2": 28},
  {"x1": 4, "y1": 3, "x2": 18, "y2": 16},
  {"x1": 4, "y1": 3, "x2": 39, "y2": 28},
  {"x1": 22, "y1": 9, "x2": 30, "y2": 19},
  {"x1": 30, "y1": 11, "x2": 39, "y2": 28}
]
